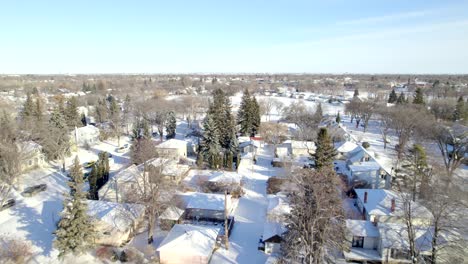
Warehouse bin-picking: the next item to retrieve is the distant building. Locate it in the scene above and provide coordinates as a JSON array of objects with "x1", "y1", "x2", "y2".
[{"x1": 70, "y1": 125, "x2": 100, "y2": 147}]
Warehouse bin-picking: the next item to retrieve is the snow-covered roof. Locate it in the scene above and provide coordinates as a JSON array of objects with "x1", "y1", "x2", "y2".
[
  {"x1": 336, "y1": 141, "x2": 359, "y2": 153},
  {"x1": 115, "y1": 164, "x2": 141, "y2": 183},
  {"x1": 87, "y1": 200, "x2": 145, "y2": 232},
  {"x1": 75, "y1": 125, "x2": 99, "y2": 136},
  {"x1": 345, "y1": 220, "x2": 379, "y2": 237},
  {"x1": 208, "y1": 171, "x2": 242, "y2": 185},
  {"x1": 239, "y1": 141, "x2": 259, "y2": 149},
  {"x1": 147, "y1": 157, "x2": 190, "y2": 177},
  {"x1": 347, "y1": 148, "x2": 366, "y2": 163},
  {"x1": 159, "y1": 206, "x2": 185, "y2": 221},
  {"x1": 186, "y1": 192, "x2": 231, "y2": 211},
  {"x1": 263, "y1": 222, "x2": 287, "y2": 241},
  {"x1": 19, "y1": 141, "x2": 42, "y2": 154},
  {"x1": 378, "y1": 223, "x2": 432, "y2": 251},
  {"x1": 285, "y1": 140, "x2": 316, "y2": 151},
  {"x1": 349, "y1": 162, "x2": 381, "y2": 173},
  {"x1": 355, "y1": 189, "x2": 432, "y2": 219},
  {"x1": 267, "y1": 193, "x2": 291, "y2": 217},
  {"x1": 156, "y1": 138, "x2": 187, "y2": 149},
  {"x1": 157, "y1": 224, "x2": 220, "y2": 256}
]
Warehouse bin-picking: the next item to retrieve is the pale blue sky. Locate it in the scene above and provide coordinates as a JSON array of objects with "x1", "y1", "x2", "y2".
[{"x1": 1, "y1": 0, "x2": 468, "y2": 74}]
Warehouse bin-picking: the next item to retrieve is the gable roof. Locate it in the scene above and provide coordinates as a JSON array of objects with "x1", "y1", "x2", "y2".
[
  {"x1": 349, "y1": 162, "x2": 381, "y2": 173},
  {"x1": 186, "y1": 192, "x2": 231, "y2": 211},
  {"x1": 378, "y1": 223, "x2": 433, "y2": 251},
  {"x1": 159, "y1": 205, "x2": 185, "y2": 221},
  {"x1": 336, "y1": 141, "x2": 359, "y2": 153},
  {"x1": 157, "y1": 224, "x2": 220, "y2": 256},
  {"x1": 263, "y1": 222, "x2": 287, "y2": 242},
  {"x1": 355, "y1": 189, "x2": 432, "y2": 219},
  {"x1": 156, "y1": 139, "x2": 187, "y2": 149},
  {"x1": 87, "y1": 200, "x2": 145, "y2": 232},
  {"x1": 346, "y1": 220, "x2": 379, "y2": 237}
]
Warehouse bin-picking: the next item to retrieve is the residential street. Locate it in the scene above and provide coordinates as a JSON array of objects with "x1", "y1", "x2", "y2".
[{"x1": 210, "y1": 145, "x2": 280, "y2": 264}]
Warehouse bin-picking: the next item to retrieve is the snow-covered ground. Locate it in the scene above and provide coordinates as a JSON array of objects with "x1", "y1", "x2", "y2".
[
  {"x1": 0, "y1": 137, "x2": 133, "y2": 263},
  {"x1": 210, "y1": 144, "x2": 281, "y2": 264}
]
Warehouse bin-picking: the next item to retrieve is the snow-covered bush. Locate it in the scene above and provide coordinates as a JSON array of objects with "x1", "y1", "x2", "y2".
[{"x1": 0, "y1": 237, "x2": 33, "y2": 264}]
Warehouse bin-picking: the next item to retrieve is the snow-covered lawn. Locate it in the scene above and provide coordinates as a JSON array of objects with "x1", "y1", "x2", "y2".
[
  {"x1": 210, "y1": 145, "x2": 281, "y2": 264},
  {"x1": 0, "y1": 137, "x2": 133, "y2": 263}
]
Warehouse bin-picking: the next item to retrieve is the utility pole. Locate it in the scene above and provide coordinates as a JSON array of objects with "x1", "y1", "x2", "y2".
[{"x1": 224, "y1": 190, "x2": 229, "y2": 250}]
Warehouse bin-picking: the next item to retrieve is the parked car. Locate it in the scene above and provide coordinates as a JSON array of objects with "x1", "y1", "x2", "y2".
[
  {"x1": 22, "y1": 184, "x2": 47, "y2": 197},
  {"x1": 116, "y1": 144, "x2": 130, "y2": 153},
  {"x1": 0, "y1": 199, "x2": 15, "y2": 211}
]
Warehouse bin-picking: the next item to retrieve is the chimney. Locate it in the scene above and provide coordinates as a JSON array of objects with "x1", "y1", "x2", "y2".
[
  {"x1": 390, "y1": 198, "x2": 396, "y2": 213},
  {"x1": 364, "y1": 191, "x2": 368, "y2": 203}
]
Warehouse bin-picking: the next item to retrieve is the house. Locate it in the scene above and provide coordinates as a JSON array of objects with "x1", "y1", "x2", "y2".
[
  {"x1": 335, "y1": 141, "x2": 360, "y2": 159},
  {"x1": 344, "y1": 220, "x2": 435, "y2": 263},
  {"x1": 19, "y1": 141, "x2": 46, "y2": 172},
  {"x1": 184, "y1": 192, "x2": 232, "y2": 222},
  {"x1": 355, "y1": 189, "x2": 432, "y2": 226},
  {"x1": 70, "y1": 125, "x2": 100, "y2": 147},
  {"x1": 262, "y1": 222, "x2": 287, "y2": 255},
  {"x1": 159, "y1": 205, "x2": 185, "y2": 230},
  {"x1": 148, "y1": 158, "x2": 191, "y2": 184},
  {"x1": 98, "y1": 164, "x2": 141, "y2": 202},
  {"x1": 157, "y1": 224, "x2": 220, "y2": 264},
  {"x1": 261, "y1": 193, "x2": 290, "y2": 255},
  {"x1": 287, "y1": 140, "x2": 316, "y2": 157},
  {"x1": 348, "y1": 161, "x2": 384, "y2": 189},
  {"x1": 155, "y1": 139, "x2": 187, "y2": 160},
  {"x1": 87, "y1": 200, "x2": 145, "y2": 247},
  {"x1": 239, "y1": 140, "x2": 259, "y2": 155}
]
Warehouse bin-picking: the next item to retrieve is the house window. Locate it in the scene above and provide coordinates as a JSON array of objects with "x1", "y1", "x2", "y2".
[
  {"x1": 28, "y1": 160, "x2": 32, "y2": 166},
  {"x1": 352, "y1": 236, "x2": 364, "y2": 248}
]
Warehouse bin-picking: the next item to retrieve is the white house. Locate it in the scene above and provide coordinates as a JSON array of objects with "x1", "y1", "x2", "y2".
[
  {"x1": 355, "y1": 189, "x2": 432, "y2": 226},
  {"x1": 87, "y1": 200, "x2": 145, "y2": 247},
  {"x1": 19, "y1": 141, "x2": 46, "y2": 172},
  {"x1": 335, "y1": 141, "x2": 360, "y2": 159},
  {"x1": 98, "y1": 164, "x2": 141, "y2": 202},
  {"x1": 71, "y1": 125, "x2": 100, "y2": 147},
  {"x1": 261, "y1": 193, "x2": 290, "y2": 255},
  {"x1": 157, "y1": 224, "x2": 220, "y2": 264},
  {"x1": 348, "y1": 161, "x2": 384, "y2": 189},
  {"x1": 184, "y1": 192, "x2": 233, "y2": 222},
  {"x1": 262, "y1": 222, "x2": 287, "y2": 255},
  {"x1": 155, "y1": 139, "x2": 188, "y2": 160}
]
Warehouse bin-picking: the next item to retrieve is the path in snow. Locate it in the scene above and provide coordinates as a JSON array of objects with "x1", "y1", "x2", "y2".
[{"x1": 210, "y1": 145, "x2": 279, "y2": 264}]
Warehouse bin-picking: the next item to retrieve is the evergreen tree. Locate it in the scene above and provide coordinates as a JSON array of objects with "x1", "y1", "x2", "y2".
[
  {"x1": 165, "y1": 111, "x2": 177, "y2": 139},
  {"x1": 196, "y1": 149, "x2": 204, "y2": 168},
  {"x1": 33, "y1": 95, "x2": 45, "y2": 121},
  {"x1": 313, "y1": 128, "x2": 337, "y2": 170},
  {"x1": 201, "y1": 113, "x2": 221, "y2": 169},
  {"x1": 22, "y1": 92, "x2": 34, "y2": 118},
  {"x1": 65, "y1": 97, "x2": 81, "y2": 128},
  {"x1": 88, "y1": 164, "x2": 99, "y2": 200},
  {"x1": 388, "y1": 89, "x2": 398, "y2": 103},
  {"x1": 335, "y1": 112, "x2": 341, "y2": 124},
  {"x1": 396, "y1": 92, "x2": 406, "y2": 104},
  {"x1": 413, "y1": 88, "x2": 425, "y2": 105},
  {"x1": 55, "y1": 156, "x2": 96, "y2": 258},
  {"x1": 95, "y1": 98, "x2": 108, "y2": 123},
  {"x1": 353, "y1": 89, "x2": 359, "y2": 98},
  {"x1": 453, "y1": 96, "x2": 466, "y2": 121},
  {"x1": 251, "y1": 96, "x2": 261, "y2": 136},
  {"x1": 238, "y1": 89, "x2": 252, "y2": 136}
]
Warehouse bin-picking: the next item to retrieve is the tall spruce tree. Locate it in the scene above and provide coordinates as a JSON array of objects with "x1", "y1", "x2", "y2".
[
  {"x1": 313, "y1": 103, "x2": 323, "y2": 124},
  {"x1": 313, "y1": 128, "x2": 336, "y2": 170},
  {"x1": 55, "y1": 156, "x2": 96, "y2": 258},
  {"x1": 251, "y1": 96, "x2": 261, "y2": 136},
  {"x1": 453, "y1": 96, "x2": 466, "y2": 121},
  {"x1": 413, "y1": 88, "x2": 425, "y2": 105},
  {"x1": 238, "y1": 89, "x2": 253, "y2": 136},
  {"x1": 336, "y1": 112, "x2": 341, "y2": 123},
  {"x1": 88, "y1": 164, "x2": 99, "y2": 200},
  {"x1": 45, "y1": 107, "x2": 70, "y2": 171},
  {"x1": 22, "y1": 92, "x2": 34, "y2": 119},
  {"x1": 165, "y1": 111, "x2": 177, "y2": 139},
  {"x1": 388, "y1": 89, "x2": 398, "y2": 103},
  {"x1": 396, "y1": 92, "x2": 406, "y2": 104},
  {"x1": 65, "y1": 97, "x2": 81, "y2": 128},
  {"x1": 201, "y1": 113, "x2": 221, "y2": 169}
]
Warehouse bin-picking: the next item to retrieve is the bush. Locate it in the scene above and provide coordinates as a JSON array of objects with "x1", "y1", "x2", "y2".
[
  {"x1": 267, "y1": 177, "x2": 287, "y2": 194},
  {"x1": 121, "y1": 247, "x2": 145, "y2": 263},
  {"x1": 362, "y1": 142, "x2": 370, "y2": 149},
  {"x1": 96, "y1": 246, "x2": 119, "y2": 262},
  {"x1": 0, "y1": 237, "x2": 33, "y2": 264}
]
